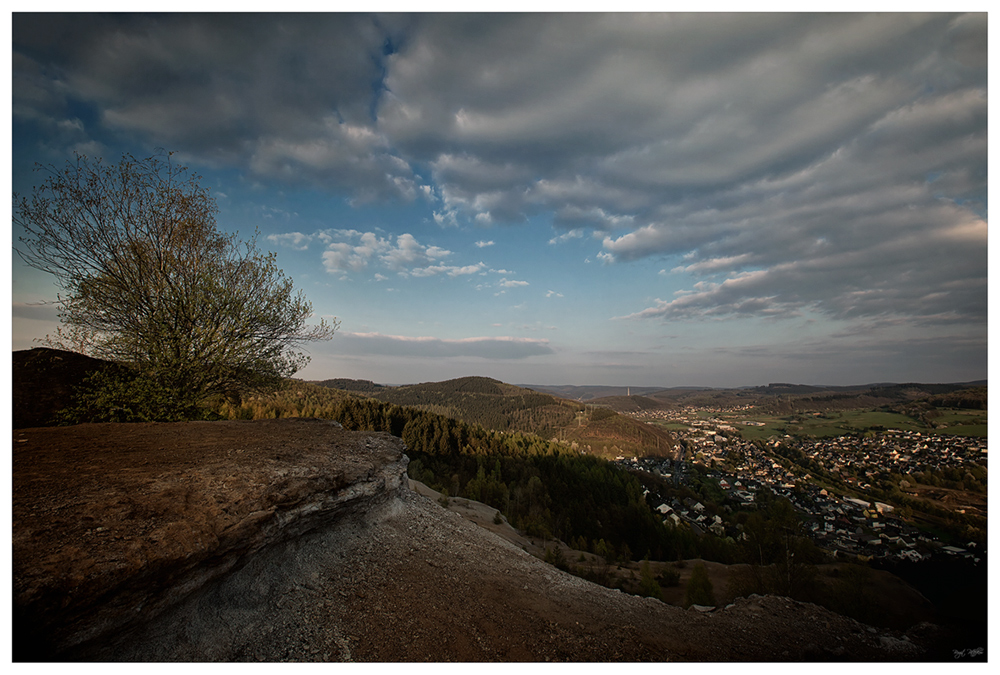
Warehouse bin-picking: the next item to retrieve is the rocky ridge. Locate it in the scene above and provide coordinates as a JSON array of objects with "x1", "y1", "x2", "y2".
[{"x1": 13, "y1": 418, "x2": 938, "y2": 661}]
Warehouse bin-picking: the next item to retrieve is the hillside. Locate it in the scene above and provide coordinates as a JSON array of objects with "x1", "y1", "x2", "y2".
[
  {"x1": 13, "y1": 418, "x2": 942, "y2": 661},
  {"x1": 521, "y1": 384, "x2": 672, "y2": 401},
  {"x1": 11, "y1": 350, "x2": 680, "y2": 561},
  {"x1": 319, "y1": 375, "x2": 677, "y2": 458},
  {"x1": 12, "y1": 349, "x2": 971, "y2": 660},
  {"x1": 563, "y1": 380, "x2": 987, "y2": 418},
  {"x1": 12, "y1": 347, "x2": 129, "y2": 428}
]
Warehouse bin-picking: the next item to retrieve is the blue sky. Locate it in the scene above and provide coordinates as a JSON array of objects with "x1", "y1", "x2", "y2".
[{"x1": 9, "y1": 10, "x2": 988, "y2": 387}]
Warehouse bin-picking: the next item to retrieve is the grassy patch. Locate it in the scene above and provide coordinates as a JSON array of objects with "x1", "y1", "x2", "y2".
[
  {"x1": 649, "y1": 421, "x2": 692, "y2": 432},
  {"x1": 931, "y1": 424, "x2": 987, "y2": 438},
  {"x1": 723, "y1": 409, "x2": 941, "y2": 440}
]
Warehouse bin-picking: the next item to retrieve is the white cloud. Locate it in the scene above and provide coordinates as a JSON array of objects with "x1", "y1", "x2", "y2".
[
  {"x1": 497, "y1": 278, "x2": 529, "y2": 288},
  {"x1": 315, "y1": 230, "x2": 498, "y2": 284},
  {"x1": 321, "y1": 231, "x2": 391, "y2": 273},
  {"x1": 410, "y1": 263, "x2": 486, "y2": 278},
  {"x1": 267, "y1": 231, "x2": 313, "y2": 250},
  {"x1": 548, "y1": 229, "x2": 584, "y2": 245},
  {"x1": 380, "y1": 233, "x2": 451, "y2": 270},
  {"x1": 672, "y1": 254, "x2": 756, "y2": 275},
  {"x1": 475, "y1": 240, "x2": 495, "y2": 248}
]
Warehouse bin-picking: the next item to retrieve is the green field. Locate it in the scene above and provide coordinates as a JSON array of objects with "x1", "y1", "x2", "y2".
[
  {"x1": 934, "y1": 424, "x2": 988, "y2": 437},
  {"x1": 704, "y1": 408, "x2": 988, "y2": 440}
]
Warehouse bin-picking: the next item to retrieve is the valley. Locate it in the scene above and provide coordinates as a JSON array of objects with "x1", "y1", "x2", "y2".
[{"x1": 13, "y1": 349, "x2": 989, "y2": 660}]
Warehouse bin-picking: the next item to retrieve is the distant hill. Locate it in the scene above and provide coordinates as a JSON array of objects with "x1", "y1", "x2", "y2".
[
  {"x1": 319, "y1": 376, "x2": 573, "y2": 432},
  {"x1": 585, "y1": 395, "x2": 668, "y2": 413},
  {"x1": 519, "y1": 384, "x2": 671, "y2": 401},
  {"x1": 312, "y1": 378, "x2": 385, "y2": 393},
  {"x1": 319, "y1": 376, "x2": 677, "y2": 457},
  {"x1": 526, "y1": 380, "x2": 988, "y2": 416}
]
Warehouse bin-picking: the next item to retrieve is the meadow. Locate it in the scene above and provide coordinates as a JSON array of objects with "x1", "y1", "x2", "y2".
[{"x1": 708, "y1": 409, "x2": 987, "y2": 440}]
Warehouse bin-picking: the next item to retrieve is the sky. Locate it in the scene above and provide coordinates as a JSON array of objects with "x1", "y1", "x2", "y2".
[{"x1": 8, "y1": 8, "x2": 989, "y2": 388}]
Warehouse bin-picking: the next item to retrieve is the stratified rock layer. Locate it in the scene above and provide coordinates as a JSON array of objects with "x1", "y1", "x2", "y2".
[
  {"x1": 13, "y1": 418, "x2": 408, "y2": 660},
  {"x1": 13, "y1": 418, "x2": 936, "y2": 661}
]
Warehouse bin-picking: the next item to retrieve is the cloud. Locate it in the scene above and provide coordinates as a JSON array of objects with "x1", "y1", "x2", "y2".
[
  {"x1": 553, "y1": 206, "x2": 634, "y2": 231},
  {"x1": 548, "y1": 228, "x2": 584, "y2": 245},
  {"x1": 379, "y1": 13, "x2": 984, "y2": 329},
  {"x1": 314, "y1": 230, "x2": 496, "y2": 282},
  {"x1": 13, "y1": 14, "x2": 416, "y2": 199},
  {"x1": 410, "y1": 263, "x2": 486, "y2": 278},
  {"x1": 381, "y1": 15, "x2": 977, "y2": 219},
  {"x1": 321, "y1": 231, "x2": 390, "y2": 273},
  {"x1": 600, "y1": 82, "x2": 987, "y2": 325},
  {"x1": 266, "y1": 231, "x2": 313, "y2": 250},
  {"x1": 475, "y1": 240, "x2": 495, "y2": 248},
  {"x1": 616, "y1": 214, "x2": 987, "y2": 326},
  {"x1": 13, "y1": 13, "x2": 986, "y2": 336},
  {"x1": 12, "y1": 301, "x2": 61, "y2": 322},
  {"x1": 336, "y1": 332, "x2": 553, "y2": 359},
  {"x1": 497, "y1": 278, "x2": 529, "y2": 288},
  {"x1": 380, "y1": 233, "x2": 450, "y2": 271}
]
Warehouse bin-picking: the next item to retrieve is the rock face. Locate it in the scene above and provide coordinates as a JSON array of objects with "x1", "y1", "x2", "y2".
[
  {"x1": 13, "y1": 418, "x2": 408, "y2": 660},
  {"x1": 13, "y1": 419, "x2": 936, "y2": 661}
]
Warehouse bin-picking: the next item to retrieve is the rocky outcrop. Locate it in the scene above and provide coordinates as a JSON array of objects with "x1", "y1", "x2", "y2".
[
  {"x1": 13, "y1": 418, "x2": 408, "y2": 660},
  {"x1": 13, "y1": 418, "x2": 939, "y2": 661}
]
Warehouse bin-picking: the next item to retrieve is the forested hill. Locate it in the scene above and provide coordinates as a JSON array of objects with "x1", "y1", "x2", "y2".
[
  {"x1": 580, "y1": 381, "x2": 987, "y2": 415},
  {"x1": 315, "y1": 376, "x2": 676, "y2": 458},
  {"x1": 316, "y1": 376, "x2": 567, "y2": 432}
]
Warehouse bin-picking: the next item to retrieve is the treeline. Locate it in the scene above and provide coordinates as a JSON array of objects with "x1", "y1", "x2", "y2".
[
  {"x1": 908, "y1": 463, "x2": 987, "y2": 493},
  {"x1": 313, "y1": 378, "x2": 384, "y2": 393},
  {"x1": 409, "y1": 452, "x2": 690, "y2": 561},
  {"x1": 925, "y1": 387, "x2": 987, "y2": 410},
  {"x1": 344, "y1": 377, "x2": 582, "y2": 436}
]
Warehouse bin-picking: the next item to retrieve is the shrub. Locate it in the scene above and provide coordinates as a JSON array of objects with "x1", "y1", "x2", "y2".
[
  {"x1": 658, "y1": 565, "x2": 681, "y2": 587},
  {"x1": 638, "y1": 558, "x2": 663, "y2": 600},
  {"x1": 57, "y1": 369, "x2": 217, "y2": 423},
  {"x1": 684, "y1": 561, "x2": 716, "y2": 608}
]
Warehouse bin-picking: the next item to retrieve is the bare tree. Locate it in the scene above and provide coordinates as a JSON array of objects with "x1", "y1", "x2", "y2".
[{"x1": 15, "y1": 151, "x2": 336, "y2": 416}]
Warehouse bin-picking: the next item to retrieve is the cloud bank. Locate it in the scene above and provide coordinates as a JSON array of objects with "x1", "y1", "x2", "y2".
[
  {"x1": 12, "y1": 12, "x2": 987, "y2": 373},
  {"x1": 335, "y1": 332, "x2": 553, "y2": 359}
]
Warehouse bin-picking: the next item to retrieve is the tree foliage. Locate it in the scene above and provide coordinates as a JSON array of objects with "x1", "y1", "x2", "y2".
[
  {"x1": 15, "y1": 152, "x2": 335, "y2": 416},
  {"x1": 728, "y1": 496, "x2": 820, "y2": 600}
]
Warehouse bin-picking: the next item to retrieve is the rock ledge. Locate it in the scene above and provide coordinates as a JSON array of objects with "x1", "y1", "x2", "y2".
[{"x1": 13, "y1": 418, "x2": 407, "y2": 659}]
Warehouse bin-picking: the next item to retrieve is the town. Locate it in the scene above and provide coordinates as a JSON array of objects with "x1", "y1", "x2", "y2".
[{"x1": 614, "y1": 408, "x2": 986, "y2": 565}]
